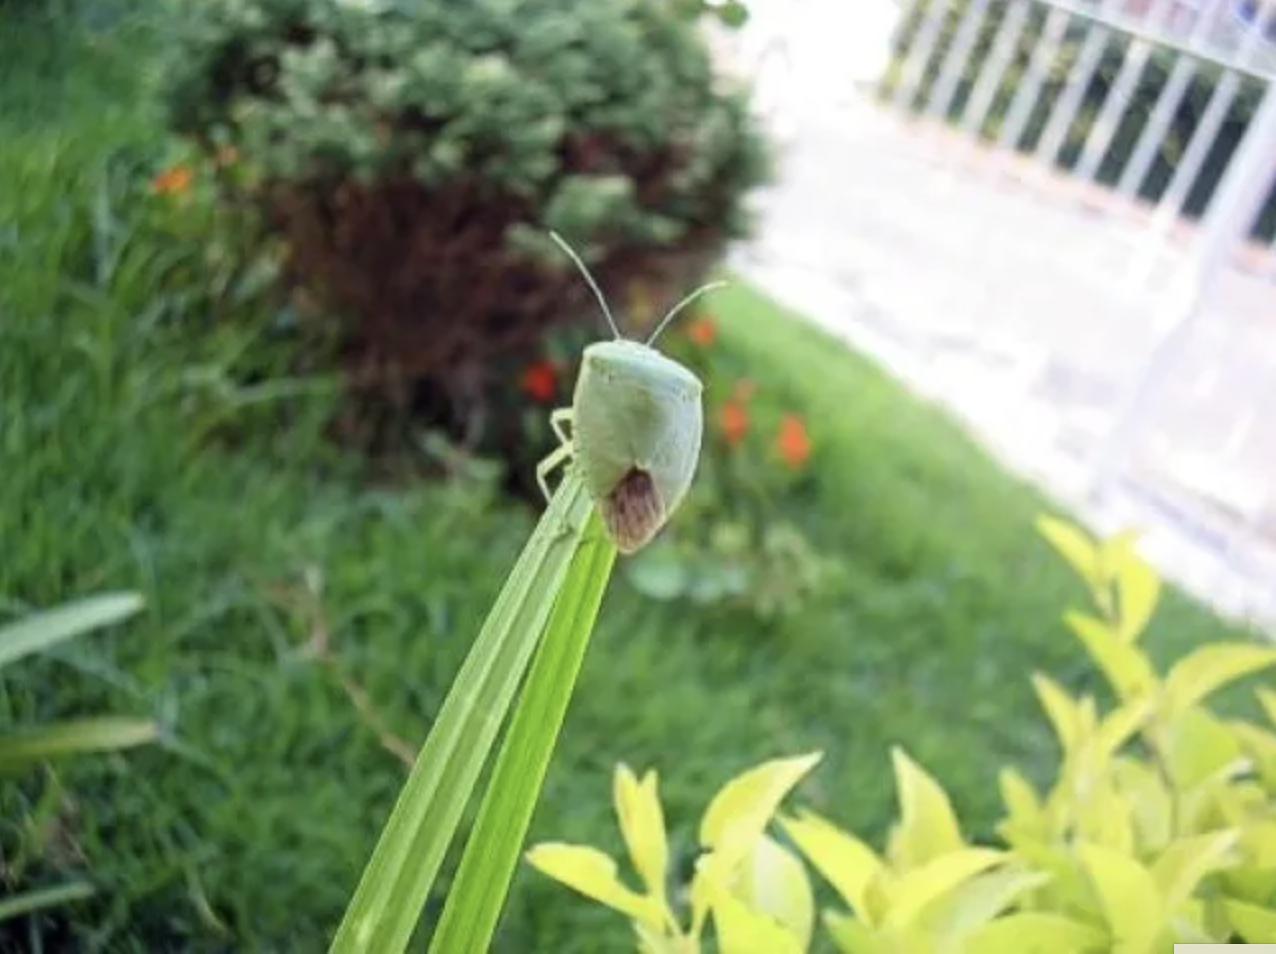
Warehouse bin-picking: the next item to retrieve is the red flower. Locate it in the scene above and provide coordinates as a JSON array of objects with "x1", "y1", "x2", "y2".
[
  {"x1": 151, "y1": 164, "x2": 193, "y2": 197},
  {"x1": 776, "y1": 414, "x2": 811, "y2": 469},
  {"x1": 719, "y1": 400, "x2": 749, "y2": 446},
  {"x1": 520, "y1": 359, "x2": 559, "y2": 404},
  {"x1": 686, "y1": 317, "x2": 717, "y2": 348}
]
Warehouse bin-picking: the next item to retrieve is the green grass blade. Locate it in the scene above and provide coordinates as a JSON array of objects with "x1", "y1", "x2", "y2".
[
  {"x1": 428, "y1": 509, "x2": 617, "y2": 953},
  {"x1": 0, "y1": 717, "x2": 160, "y2": 773},
  {"x1": 0, "y1": 592, "x2": 144, "y2": 671},
  {"x1": 0, "y1": 881, "x2": 96, "y2": 923},
  {"x1": 330, "y1": 474, "x2": 594, "y2": 954}
]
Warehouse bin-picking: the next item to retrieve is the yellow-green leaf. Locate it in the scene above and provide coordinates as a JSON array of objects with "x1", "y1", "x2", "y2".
[
  {"x1": 888, "y1": 748, "x2": 965, "y2": 869},
  {"x1": 1164, "y1": 707, "x2": 1244, "y2": 791},
  {"x1": 1077, "y1": 843, "x2": 1162, "y2": 951},
  {"x1": 1151, "y1": 831, "x2": 1240, "y2": 909},
  {"x1": 1076, "y1": 781, "x2": 1134, "y2": 855},
  {"x1": 524, "y1": 843, "x2": 663, "y2": 929},
  {"x1": 1095, "y1": 698, "x2": 1153, "y2": 761},
  {"x1": 1115, "y1": 555, "x2": 1159, "y2": 644},
  {"x1": 614, "y1": 764, "x2": 670, "y2": 900},
  {"x1": 1036, "y1": 516, "x2": 1101, "y2": 589},
  {"x1": 1225, "y1": 899, "x2": 1276, "y2": 942},
  {"x1": 1230, "y1": 721, "x2": 1276, "y2": 789},
  {"x1": 780, "y1": 810, "x2": 883, "y2": 923},
  {"x1": 1164, "y1": 643, "x2": 1276, "y2": 717},
  {"x1": 698, "y1": 861, "x2": 805, "y2": 954},
  {"x1": 960, "y1": 912, "x2": 1109, "y2": 953},
  {"x1": 997, "y1": 768, "x2": 1050, "y2": 845},
  {"x1": 700, "y1": 752, "x2": 823, "y2": 867},
  {"x1": 1064, "y1": 612, "x2": 1157, "y2": 701},
  {"x1": 1111, "y1": 758, "x2": 1172, "y2": 854},
  {"x1": 731, "y1": 835, "x2": 815, "y2": 951},
  {"x1": 1032, "y1": 674, "x2": 1084, "y2": 758},
  {"x1": 1098, "y1": 529, "x2": 1143, "y2": 582},
  {"x1": 882, "y1": 848, "x2": 1007, "y2": 931},
  {"x1": 823, "y1": 911, "x2": 889, "y2": 954},
  {"x1": 1258, "y1": 687, "x2": 1276, "y2": 727},
  {"x1": 921, "y1": 866, "x2": 1050, "y2": 942}
]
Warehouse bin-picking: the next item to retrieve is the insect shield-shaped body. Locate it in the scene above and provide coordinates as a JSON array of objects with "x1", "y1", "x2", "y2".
[
  {"x1": 573, "y1": 338, "x2": 703, "y2": 554},
  {"x1": 538, "y1": 232, "x2": 724, "y2": 555}
]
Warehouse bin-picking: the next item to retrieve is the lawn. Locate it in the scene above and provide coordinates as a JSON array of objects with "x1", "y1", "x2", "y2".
[{"x1": 0, "y1": 5, "x2": 1257, "y2": 953}]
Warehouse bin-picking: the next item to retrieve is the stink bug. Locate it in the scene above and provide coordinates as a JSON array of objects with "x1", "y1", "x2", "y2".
[{"x1": 537, "y1": 232, "x2": 726, "y2": 554}]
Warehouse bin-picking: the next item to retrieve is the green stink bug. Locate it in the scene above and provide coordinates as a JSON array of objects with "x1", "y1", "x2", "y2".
[{"x1": 537, "y1": 232, "x2": 726, "y2": 554}]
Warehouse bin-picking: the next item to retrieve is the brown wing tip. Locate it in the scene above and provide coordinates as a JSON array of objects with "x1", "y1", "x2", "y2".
[{"x1": 601, "y1": 468, "x2": 666, "y2": 554}]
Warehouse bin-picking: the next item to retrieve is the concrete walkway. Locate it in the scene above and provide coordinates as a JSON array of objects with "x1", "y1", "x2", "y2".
[{"x1": 729, "y1": 94, "x2": 1276, "y2": 633}]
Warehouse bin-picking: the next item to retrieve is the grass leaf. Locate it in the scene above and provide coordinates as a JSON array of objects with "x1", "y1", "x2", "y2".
[
  {"x1": 329, "y1": 473, "x2": 593, "y2": 954},
  {"x1": 0, "y1": 882, "x2": 96, "y2": 923},
  {"x1": 0, "y1": 717, "x2": 160, "y2": 773},
  {"x1": 430, "y1": 508, "x2": 617, "y2": 953},
  {"x1": 0, "y1": 592, "x2": 144, "y2": 671}
]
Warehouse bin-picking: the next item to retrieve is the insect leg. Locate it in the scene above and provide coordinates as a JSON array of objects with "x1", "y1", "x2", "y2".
[
  {"x1": 549, "y1": 407, "x2": 574, "y2": 445},
  {"x1": 535, "y1": 442, "x2": 574, "y2": 504}
]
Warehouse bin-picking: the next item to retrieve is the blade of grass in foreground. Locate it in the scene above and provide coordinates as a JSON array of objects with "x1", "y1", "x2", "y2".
[
  {"x1": 330, "y1": 473, "x2": 594, "y2": 954},
  {"x1": 429, "y1": 508, "x2": 617, "y2": 953}
]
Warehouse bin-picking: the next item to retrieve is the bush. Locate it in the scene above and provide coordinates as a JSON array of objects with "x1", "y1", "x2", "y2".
[
  {"x1": 529, "y1": 515, "x2": 1276, "y2": 950},
  {"x1": 164, "y1": 0, "x2": 771, "y2": 454},
  {"x1": 885, "y1": 0, "x2": 1276, "y2": 241}
]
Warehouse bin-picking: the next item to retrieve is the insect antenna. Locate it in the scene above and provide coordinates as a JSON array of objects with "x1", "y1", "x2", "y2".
[
  {"x1": 548, "y1": 230, "x2": 623, "y2": 340},
  {"x1": 645, "y1": 280, "x2": 729, "y2": 346}
]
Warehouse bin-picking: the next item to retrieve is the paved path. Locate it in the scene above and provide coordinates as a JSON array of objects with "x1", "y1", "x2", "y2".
[{"x1": 729, "y1": 95, "x2": 1276, "y2": 633}]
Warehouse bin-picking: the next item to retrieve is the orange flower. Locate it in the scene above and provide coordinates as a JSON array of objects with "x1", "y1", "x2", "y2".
[
  {"x1": 686, "y1": 317, "x2": 717, "y2": 348},
  {"x1": 732, "y1": 378, "x2": 757, "y2": 402},
  {"x1": 215, "y1": 146, "x2": 240, "y2": 168},
  {"x1": 776, "y1": 414, "x2": 811, "y2": 469},
  {"x1": 719, "y1": 400, "x2": 749, "y2": 446},
  {"x1": 520, "y1": 359, "x2": 559, "y2": 404},
  {"x1": 151, "y1": 163, "x2": 193, "y2": 197}
]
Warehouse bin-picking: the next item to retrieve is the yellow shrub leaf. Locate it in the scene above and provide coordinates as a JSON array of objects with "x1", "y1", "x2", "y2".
[
  {"x1": 524, "y1": 842, "x2": 663, "y2": 929},
  {"x1": 1095, "y1": 698, "x2": 1154, "y2": 761},
  {"x1": 1077, "y1": 843, "x2": 1162, "y2": 951},
  {"x1": 697, "y1": 859, "x2": 805, "y2": 954},
  {"x1": 881, "y1": 848, "x2": 1007, "y2": 931},
  {"x1": 779, "y1": 810, "x2": 883, "y2": 923},
  {"x1": 1258, "y1": 687, "x2": 1276, "y2": 727},
  {"x1": 822, "y1": 911, "x2": 890, "y2": 954},
  {"x1": 1032, "y1": 674, "x2": 1084, "y2": 758},
  {"x1": 1076, "y1": 781, "x2": 1135, "y2": 855},
  {"x1": 1115, "y1": 555, "x2": 1159, "y2": 644},
  {"x1": 959, "y1": 912, "x2": 1109, "y2": 953},
  {"x1": 921, "y1": 865, "x2": 1051, "y2": 942},
  {"x1": 1111, "y1": 758, "x2": 1172, "y2": 854},
  {"x1": 1064, "y1": 612, "x2": 1157, "y2": 702},
  {"x1": 1151, "y1": 831, "x2": 1240, "y2": 910},
  {"x1": 614, "y1": 764, "x2": 670, "y2": 900},
  {"x1": 1036, "y1": 516, "x2": 1101, "y2": 589},
  {"x1": 1229, "y1": 720, "x2": 1276, "y2": 790},
  {"x1": 1164, "y1": 643, "x2": 1276, "y2": 717},
  {"x1": 1165, "y1": 708, "x2": 1244, "y2": 790},
  {"x1": 700, "y1": 752, "x2": 823, "y2": 867},
  {"x1": 1225, "y1": 899, "x2": 1276, "y2": 943},
  {"x1": 997, "y1": 768, "x2": 1050, "y2": 845},
  {"x1": 731, "y1": 835, "x2": 815, "y2": 952},
  {"x1": 888, "y1": 748, "x2": 965, "y2": 869}
]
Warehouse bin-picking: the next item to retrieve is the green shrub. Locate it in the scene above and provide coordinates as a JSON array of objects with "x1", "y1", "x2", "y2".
[
  {"x1": 163, "y1": 0, "x2": 771, "y2": 454},
  {"x1": 529, "y1": 515, "x2": 1276, "y2": 950},
  {"x1": 886, "y1": 0, "x2": 1276, "y2": 241}
]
